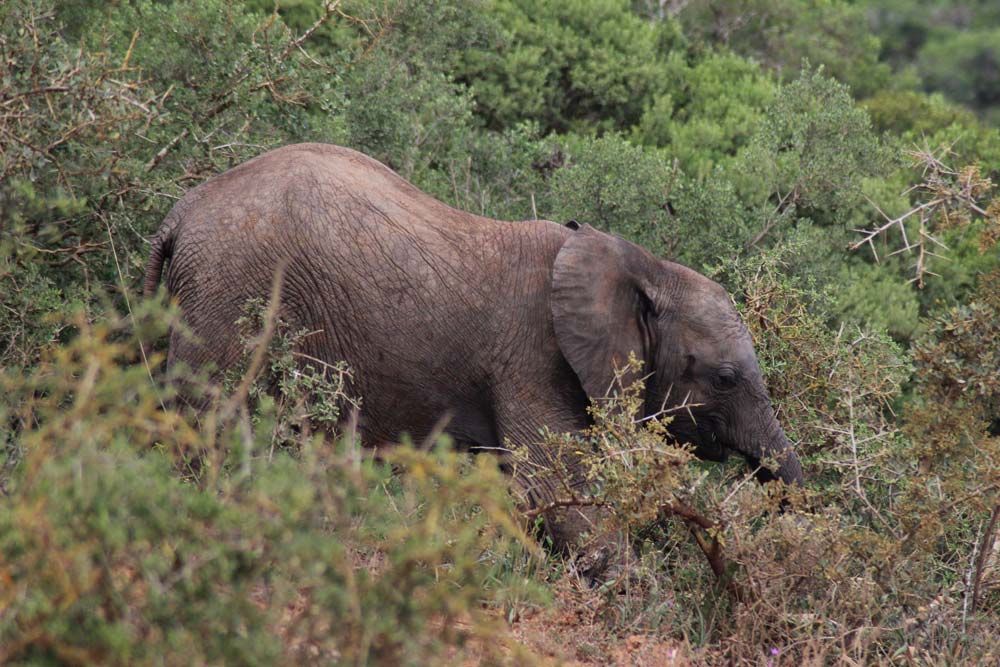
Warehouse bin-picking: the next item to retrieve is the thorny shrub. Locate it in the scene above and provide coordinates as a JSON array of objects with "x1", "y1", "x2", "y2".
[
  {"x1": 851, "y1": 146, "x2": 1000, "y2": 287},
  {"x1": 0, "y1": 299, "x2": 544, "y2": 666},
  {"x1": 230, "y1": 293, "x2": 362, "y2": 454},
  {"x1": 507, "y1": 237, "x2": 999, "y2": 665},
  {"x1": 2, "y1": 241, "x2": 998, "y2": 666},
  {"x1": 5, "y1": 1, "x2": 1000, "y2": 664}
]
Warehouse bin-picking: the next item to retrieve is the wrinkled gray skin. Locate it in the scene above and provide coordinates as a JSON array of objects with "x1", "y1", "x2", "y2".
[{"x1": 145, "y1": 144, "x2": 803, "y2": 572}]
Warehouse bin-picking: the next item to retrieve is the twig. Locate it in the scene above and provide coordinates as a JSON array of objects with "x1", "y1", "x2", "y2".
[
  {"x1": 219, "y1": 263, "x2": 287, "y2": 422},
  {"x1": 279, "y1": 0, "x2": 342, "y2": 61},
  {"x1": 97, "y1": 212, "x2": 168, "y2": 413},
  {"x1": 748, "y1": 188, "x2": 798, "y2": 249},
  {"x1": 972, "y1": 504, "x2": 1000, "y2": 613},
  {"x1": 1, "y1": 86, "x2": 71, "y2": 103},
  {"x1": 659, "y1": 498, "x2": 748, "y2": 602},
  {"x1": 144, "y1": 128, "x2": 189, "y2": 172},
  {"x1": 521, "y1": 497, "x2": 605, "y2": 519}
]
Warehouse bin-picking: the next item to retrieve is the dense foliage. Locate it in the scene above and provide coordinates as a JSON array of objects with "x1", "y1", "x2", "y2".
[{"x1": 2, "y1": 0, "x2": 999, "y2": 664}]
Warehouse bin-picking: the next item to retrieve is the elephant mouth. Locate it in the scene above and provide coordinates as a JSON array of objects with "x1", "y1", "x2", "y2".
[
  {"x1": 681, "y1": 425, "x2": 731, "y2": 462},
  {"x1": 664, "y1": 413, "x2": 732, "y2": 462},
  {"x1": 699, "y1": 432, "x2": 732, "y2": 462}
]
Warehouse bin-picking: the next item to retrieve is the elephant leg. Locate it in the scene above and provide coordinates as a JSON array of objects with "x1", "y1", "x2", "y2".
[
  {"x1": 495, "y1": 411, "x2": 632, "y2": 584},
  {"x1": 165, "y1": 328, "x2": 217, "y2": 412},
  {"x1": 163, "y1": 309, "x2": 247, "y2": 415}
]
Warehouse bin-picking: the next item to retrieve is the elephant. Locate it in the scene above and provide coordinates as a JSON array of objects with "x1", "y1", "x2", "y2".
[{"x1": 144, "y1": 143, "x2": 803, "y2": 575}]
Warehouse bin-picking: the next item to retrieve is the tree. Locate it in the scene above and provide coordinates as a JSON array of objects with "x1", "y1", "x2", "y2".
[{"x1": 457, "y1": 0, "x2": 683, "y2": 134}]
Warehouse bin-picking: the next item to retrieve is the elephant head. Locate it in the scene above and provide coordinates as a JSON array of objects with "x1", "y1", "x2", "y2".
[{"x1": 551, "y1": 225, "x2": 803, "y2": 487}]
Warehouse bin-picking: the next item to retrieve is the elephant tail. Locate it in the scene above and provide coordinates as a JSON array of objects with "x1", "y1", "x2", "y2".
[
  {"x1": 140, "y1": 221, "x2": 179, "y2": 370},
  {"x1": 143, "y1": 223, "x2": 176, "y2": 298}
]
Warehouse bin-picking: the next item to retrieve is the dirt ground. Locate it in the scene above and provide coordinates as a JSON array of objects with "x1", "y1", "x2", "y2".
[
  {"x1": 257, "y1": 564, "x2": 696, "y2": 665},
  {"x1": 465, "y1": 578, "x2": 694, "y2": 667}
]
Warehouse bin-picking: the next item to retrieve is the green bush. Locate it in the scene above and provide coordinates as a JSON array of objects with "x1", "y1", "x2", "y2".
[
  {"x1": 543, "y1": 133, "x2": 677, "y2": 254},
  {"x1": 735, "y1": 67, "x2": 889, "y2": 223},
  {"x1": 835, "y1": 261, "x2": 922, "y2": 341},
  {"x1": 456, "y1": 0, "x2": 682, "y2": 134},
  {"x1": 632, "y1": 50, "x2": 776, "y2": 179},
  {"x1": 0, "y1": 0, "x2": 349, "y2": 370},
  {"x1": 0, "y1": 302, "x2": 542, "y2": 666}
]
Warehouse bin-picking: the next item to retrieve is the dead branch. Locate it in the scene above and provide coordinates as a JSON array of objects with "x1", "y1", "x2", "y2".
[
  {"x1": 521, "y1": 497, "x2": 606, "y2": 520},
  {"x1": 853, "y1": 146, "x2": 996, "y2": 286},
  {"x1": 144, "y1": 128, "x2": 190, "y2": 173},
  {"x1": 971, "y1": 504, "x2": 1000, "y2": 613},
  {"x1": 659, "y1": 498, "x2": 749, "y2": 602}
]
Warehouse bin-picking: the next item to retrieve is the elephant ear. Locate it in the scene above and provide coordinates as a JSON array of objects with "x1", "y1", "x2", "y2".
[{"x1": 551, "y1": 226, "x2": 657, "y2": 400}]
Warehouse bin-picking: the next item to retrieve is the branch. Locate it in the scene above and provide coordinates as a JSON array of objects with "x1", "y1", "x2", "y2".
[
  {"x1": 659, "y1": 498, "x2": 749, "y2": 602},
  {"x1": 144, "y1": 128, "x2": 189, "y2": 173},
  {"x1": 849, "y1": 196, "x2": 944, "y2": 256},
  {"x1": 972, "y1": 504, "x2": 1000, "y2": 613},
  {"x1": 521, "y1": 497, "x2": 605, "y2": 520},
  {"x1": 747, "y1": 187, "x2": 799, "y2": 250},
  {"x1": 853, "y1": 145, "x2": 996, "y2": 285},
  {"x1": 218, "y1": 263, "x2": 286, "y2": 423},
  {"x1": 279, "y1": 0, "x2": 342, "y2": 61}
]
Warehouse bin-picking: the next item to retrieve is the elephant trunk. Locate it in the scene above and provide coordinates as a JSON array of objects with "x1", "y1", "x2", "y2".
[{"x1": 740, "y1": 418, "x2": 804, "y2": 487}]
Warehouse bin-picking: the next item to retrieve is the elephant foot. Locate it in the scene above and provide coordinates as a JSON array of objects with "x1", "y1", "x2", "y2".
[
  {"x1": 574, "y1": 542, "x2": 614, "y2": 584},
  {"x1": 571, "y1": 533, "x2": 640, "y2": 589},
  {"x1": 515, "y1": 497, "x2": 635, "y2": 587}
]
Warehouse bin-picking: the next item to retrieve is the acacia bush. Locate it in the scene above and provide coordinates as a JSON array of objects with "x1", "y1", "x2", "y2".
[
  {"x1": 0, "y1": 0, "x2": 350, "y2": 369},
  {"x1": 497, "y1": 207, "x2": 998, "y2": 663},
  {"x1": 2, "y1": 200, "x2": 996, "y2": 659},
  {"x1": 0, "y1": 301, "x2": 544, "y2": 666}
]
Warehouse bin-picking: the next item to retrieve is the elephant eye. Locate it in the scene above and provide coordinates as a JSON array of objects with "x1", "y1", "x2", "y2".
[{"x1": 714, "y1": 367, "x2": 739, "y2": 390}]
